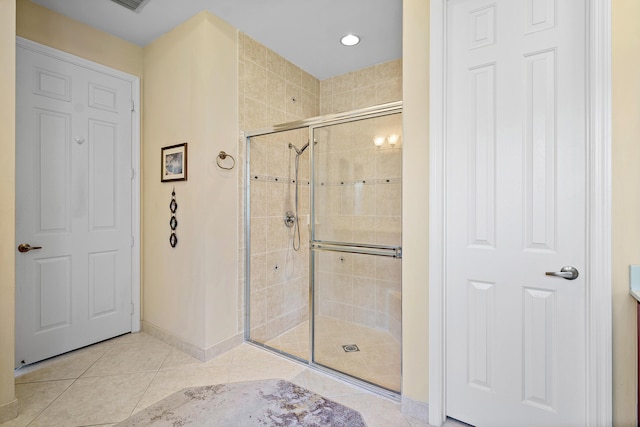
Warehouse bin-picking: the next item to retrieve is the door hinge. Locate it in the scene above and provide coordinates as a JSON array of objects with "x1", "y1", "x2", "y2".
[
  {"x1": 131, "y1": 303, "x2": 134, "y2": 315},
  {"x1": 131, "y1": 168, "x2": 135, "y2": 180},
  {"x1": 131, "y1": 235, "x2": 134, "y2": 247},
  {"x1": 131, "y1": 99, "x2": 135, "y2": 112}
]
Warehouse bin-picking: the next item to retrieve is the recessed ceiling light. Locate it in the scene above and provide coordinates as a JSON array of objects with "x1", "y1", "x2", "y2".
[{"x1": 340, "y1": 34, "x2": 360, "y2": 47}]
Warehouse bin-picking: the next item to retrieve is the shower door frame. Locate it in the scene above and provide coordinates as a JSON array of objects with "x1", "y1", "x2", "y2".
[{"x1": 244, "y1": 101, "x2": 403, "y2": 398}]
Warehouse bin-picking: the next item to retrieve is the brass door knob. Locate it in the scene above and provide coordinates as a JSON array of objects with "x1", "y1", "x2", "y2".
[{"x1": 18, "y1": 243, "x2": 42, "y2": 253}]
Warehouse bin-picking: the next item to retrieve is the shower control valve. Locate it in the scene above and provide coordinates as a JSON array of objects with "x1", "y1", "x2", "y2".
[{"x1": 284, "y1": 211, "x2": 296, "y2": 227}]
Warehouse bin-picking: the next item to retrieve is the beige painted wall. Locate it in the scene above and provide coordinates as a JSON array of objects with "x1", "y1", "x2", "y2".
[
  {"x1": 402, "y1": 0, "x2": 430, "y2": 405},
  {"x1": 0, "y1": 0, "x2": 17, "y2": 421},
  {"x1": 16, "y1": 0, "x2": 142, "y2": 76},
  {"x1": 612, "y1": 0, "x2": 640, "y2": 424},
  {"x1": 143, "y1": 11, "x2": 239, "y2": 351}
]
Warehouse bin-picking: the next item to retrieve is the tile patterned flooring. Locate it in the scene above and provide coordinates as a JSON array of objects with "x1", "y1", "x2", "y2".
[
  {"x1": 264, "y1": 317, "x2": 401, "y2": 392},
  {"x1": 2, "y1": 333, "x2": 430, "y2": 427}
]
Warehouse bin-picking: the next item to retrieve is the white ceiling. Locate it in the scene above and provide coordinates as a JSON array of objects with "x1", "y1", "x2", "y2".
[{"x1": 31, "y1": 0, "x2": 402, "y2": 80}]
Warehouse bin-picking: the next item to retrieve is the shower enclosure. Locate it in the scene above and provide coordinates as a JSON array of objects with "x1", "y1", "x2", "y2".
[{"x1": 245, "y1": 102, "x2": 402, "y2": 394}]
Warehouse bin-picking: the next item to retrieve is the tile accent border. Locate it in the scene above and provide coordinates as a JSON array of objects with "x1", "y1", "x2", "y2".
[
  {"x1": 401, "y1": 395, "x2": 428, "y2": 423},
  {"x1": 250, "y1": 174, "x2": 309, "y2": 186},
  {"x1": 318, "y1": 177, "x2": 401, "y2": 187},
  {"x1": 249, "y1": 174, "x2": 402, "y2": 187},
  {"x1": 0, "y1": 398, "x2": 18, "y2": 423},
  {"x1": 142, "y1": 321, "x2": 243, "y2": 362}
]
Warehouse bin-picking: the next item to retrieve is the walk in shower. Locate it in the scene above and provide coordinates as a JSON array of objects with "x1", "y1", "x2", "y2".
[{"x1": 244, "y1": 102, "x2": 402, "y2": 394}]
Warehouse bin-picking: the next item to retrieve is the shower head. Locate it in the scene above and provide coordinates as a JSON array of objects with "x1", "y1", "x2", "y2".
[{"x1": 288, "y1": 142, "x2": 310, "y2": 156}]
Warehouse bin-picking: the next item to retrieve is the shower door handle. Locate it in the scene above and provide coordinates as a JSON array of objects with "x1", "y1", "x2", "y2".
[{"x1": 311, "y1": 241, "x2": 402, "y2": 258}]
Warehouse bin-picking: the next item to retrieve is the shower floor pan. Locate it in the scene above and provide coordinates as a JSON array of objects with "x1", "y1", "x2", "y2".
[{"x1": 264, "y1": 315, "x2": 401, "y2": 392}]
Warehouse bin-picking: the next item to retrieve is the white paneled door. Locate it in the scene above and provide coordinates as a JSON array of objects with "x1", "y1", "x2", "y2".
[
  {"x1": 15, "y1": 44, "x2": 133, "y2": 367},
  {"x1": 445, "y1": 0, "x2": 586, "y2": 426}
]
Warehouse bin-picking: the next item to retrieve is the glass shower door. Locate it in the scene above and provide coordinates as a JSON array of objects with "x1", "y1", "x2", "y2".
[
  {"x1": 311, "y1": 111, "x2": 402, "y2": 392},
  {"x1": 245, "y1": 128, "x2": 311, "y2": 362}
]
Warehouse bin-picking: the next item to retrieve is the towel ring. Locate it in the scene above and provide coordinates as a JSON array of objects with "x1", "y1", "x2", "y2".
[{"x1": 216, "y1": 151, "x2": 235, "y2": 170}]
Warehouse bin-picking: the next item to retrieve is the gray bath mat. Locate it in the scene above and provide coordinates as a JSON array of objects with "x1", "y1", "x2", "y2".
[{"x1": 117, "y1": 378, "x2": 367, "y2": 426}]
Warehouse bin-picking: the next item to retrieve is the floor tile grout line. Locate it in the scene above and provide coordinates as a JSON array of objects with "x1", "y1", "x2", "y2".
[
  {"x1": 21, "y1": 334, "x2": 168, "y2": 426},
  {"x1": 23, "y1": 376, "x2": 76, "y2": 427},
  {"x1": 16, "y1": 341, "x2": 116, "y2": 426},
  {"x1": 125, "y1": 341, "x2": 173, "y2": 419},
  {"x1": 15, "y1": 376, "x2": 79, "y2": 386},
  {"x1": 126, "y1": 368, "x2": 160, "y2": 420},
  {"x1": 75, "y1": 344, "x2": 113, "y2": 380}
]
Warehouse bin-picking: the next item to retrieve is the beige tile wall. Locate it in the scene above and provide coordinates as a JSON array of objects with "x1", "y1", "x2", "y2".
[
  {"x1": 319, "y1": 59, "x2": 402, "y2": 115},
  {"x1": 246, "y1": 131, "x2": 312, "y2": 343},
  {"x1": 238, "y1": 33, "x2": 319, "y2": 342},
  {"x1": 316, "y1": 61, "x2": 402, "y2": 341},
  {"x1": 313, "y1": 113, "x2": 402, "y2": 342},
  {"x1": 239, "y1": 31, "x2": 403, "y2": 344}
]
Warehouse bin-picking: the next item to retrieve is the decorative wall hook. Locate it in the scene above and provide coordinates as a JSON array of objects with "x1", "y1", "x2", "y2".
[{"x1": 216, "y1": 151, "x2": 235, "y2": 170}]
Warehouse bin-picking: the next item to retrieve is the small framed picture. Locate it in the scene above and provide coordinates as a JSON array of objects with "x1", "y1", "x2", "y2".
[{"x1": 161, "y1": 143, "x2": 187, "y2": 182}]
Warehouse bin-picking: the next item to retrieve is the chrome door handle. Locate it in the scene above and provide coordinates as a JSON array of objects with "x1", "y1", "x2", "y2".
[
  {"x1": 545, "y1": 266, "x2": 579, "y2": 280},
  {"x1": 18, "y1": 243, "x2": 42, "y2": 253}
]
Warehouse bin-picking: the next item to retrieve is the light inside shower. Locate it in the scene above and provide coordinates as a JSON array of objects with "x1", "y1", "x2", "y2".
[{"x1": 373, "y1": 134, "x2": 401, "y2": 148}]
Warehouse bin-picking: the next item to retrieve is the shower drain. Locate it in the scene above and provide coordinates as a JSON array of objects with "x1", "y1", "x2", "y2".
[{"x1": 342, "y1": 344, "x2": 360, "y2": 353}]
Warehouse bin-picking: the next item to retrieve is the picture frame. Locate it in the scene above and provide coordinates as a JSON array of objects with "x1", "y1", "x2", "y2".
[{"x1": 161, "y1": 143, "x2": 187, "y2": 182}]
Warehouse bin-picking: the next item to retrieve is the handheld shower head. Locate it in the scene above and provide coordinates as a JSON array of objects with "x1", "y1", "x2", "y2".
[{"x1": 288, "y1": 142, "x2": 310, "y2": 156}]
